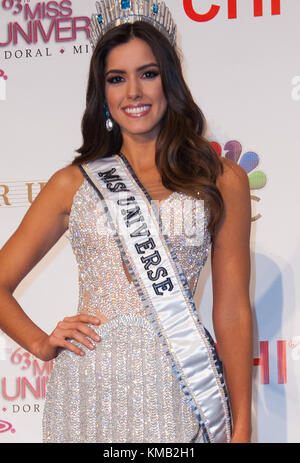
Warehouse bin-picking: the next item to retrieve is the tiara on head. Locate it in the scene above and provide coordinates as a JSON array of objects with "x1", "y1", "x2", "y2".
[{"x1": 89, "y1": 0, "x2": 177, "y2": 49}]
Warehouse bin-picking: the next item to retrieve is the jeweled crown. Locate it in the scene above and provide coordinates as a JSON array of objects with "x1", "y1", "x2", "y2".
[{"x1": 90, "y1": 0, "x2": 177, "y2": 49}]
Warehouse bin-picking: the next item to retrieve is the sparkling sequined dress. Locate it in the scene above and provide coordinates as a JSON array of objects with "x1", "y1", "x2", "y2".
[{"x1": 42, "y1": 176, "x2": 211, "y2": 443}]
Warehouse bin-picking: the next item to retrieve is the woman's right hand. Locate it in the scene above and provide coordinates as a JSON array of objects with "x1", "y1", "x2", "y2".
[{"x1": 36, "y1": 314, "x2": 101, "y2": 361}]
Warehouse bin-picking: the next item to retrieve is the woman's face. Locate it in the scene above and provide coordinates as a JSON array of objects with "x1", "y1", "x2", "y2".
[{"x1": 104, "y1": 37, "x2": 168, "y2": 141}]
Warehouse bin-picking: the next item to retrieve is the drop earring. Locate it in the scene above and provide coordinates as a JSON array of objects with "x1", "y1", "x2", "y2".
[{"x1": 104, "y1": 101, "x2": 114, "y2": 132}]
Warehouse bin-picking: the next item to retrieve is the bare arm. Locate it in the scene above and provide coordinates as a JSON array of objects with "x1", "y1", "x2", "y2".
[
  {"x1": 0, "y1": 166, "x2": 100, "y2": 361},
  {"x1": 211, "y1": 158, "x2": 253, "y2": 443}
]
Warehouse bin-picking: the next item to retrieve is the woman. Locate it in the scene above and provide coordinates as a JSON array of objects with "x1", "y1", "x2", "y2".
[{"x1": 0, "y1": 1, "x2": 252, "y2": 443}]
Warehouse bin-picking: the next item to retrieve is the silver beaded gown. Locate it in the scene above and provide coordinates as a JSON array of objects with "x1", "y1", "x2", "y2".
[{"x1": 42, "y1": 176, "x2": 211, "y2": 443}]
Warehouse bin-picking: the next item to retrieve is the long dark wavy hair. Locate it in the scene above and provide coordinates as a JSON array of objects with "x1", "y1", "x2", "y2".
[{"x1": 71, "y1": 21, "x2": 224, "y2": 237}]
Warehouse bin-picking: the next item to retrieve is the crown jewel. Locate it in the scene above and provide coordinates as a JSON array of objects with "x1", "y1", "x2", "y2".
[{"x1": 90, "y1": 0, "x2": 177, "y2": 49}]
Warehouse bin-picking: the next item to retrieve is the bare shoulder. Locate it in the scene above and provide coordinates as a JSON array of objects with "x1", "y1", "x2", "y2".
[
  {"x1": 48, "y1": 164, "x2": 84, "y2": 190},
  {"x1": 45, "y1": 164, "x2": 85, "y2": 215},
  {"x1": 213, "y1": 157, "x2": 251, "y2": 244},
  {"x1": 216, "y1": 157, "x2": 250, "y2": 203}
]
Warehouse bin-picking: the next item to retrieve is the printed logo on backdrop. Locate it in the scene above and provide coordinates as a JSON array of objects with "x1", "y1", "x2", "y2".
[
  {"x1": 0, "y1": 0, "x2": 91, "y2": 60},
  {"x1": 0, "y1": 330, "x2": 54, "y2": 436},
  {"x1": 0, "y1": 69, "x2": 8, "y2": 100},
  {"x1": 183, "y1": 0, "x2": 282, "y2": 21},
  {"x1": 211, "y1": 140, "x2": 267, "y2": 222},
  {"x1": 0, "y1": 181, "x2": 46, "y2": 207},
  {"x1": 0, "y1": 419, "x2": 15, "y2": 434},
  {"x1": 253, "y1": 337, "x2": 300, "y2": 385}
]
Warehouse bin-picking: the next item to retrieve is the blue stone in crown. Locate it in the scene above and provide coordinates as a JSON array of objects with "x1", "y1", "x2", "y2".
[
  {"x1": 153, "y1": 3, "x2": 159, "y2": 15},
  {"x1": 97, "y1": 14, "x2": 103, "y2": 23},
  {"x1": 121, "y1": 0, "x2": 130, "y2": 9}
]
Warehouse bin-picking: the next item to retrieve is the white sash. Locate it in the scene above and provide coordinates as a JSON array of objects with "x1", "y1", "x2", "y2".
[{"x1": 80, "y1": 153, "x2": 232, "y2": 443}]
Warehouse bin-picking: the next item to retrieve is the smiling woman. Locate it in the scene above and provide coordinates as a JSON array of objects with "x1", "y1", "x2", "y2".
[
  {"x1": 104, "y1": 38, "x2": 167, "y2": 140},
  {"x1": 71, "y1": 20, "x2": 225, "y2": 236},
  {"x1": 53, "y1": 16, "x2": 248, "y2": 444},
  {"x1": 0, "y1": 0, "x2": 252, "y2": 445}
]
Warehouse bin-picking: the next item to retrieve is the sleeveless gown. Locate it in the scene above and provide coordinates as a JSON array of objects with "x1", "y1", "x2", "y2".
[{"x1": 42, "y1": 175, "x2": 211, "y2": 443}]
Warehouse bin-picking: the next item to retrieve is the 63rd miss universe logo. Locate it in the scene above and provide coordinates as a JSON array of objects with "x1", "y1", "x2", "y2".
[
  {"x1": 0, "y1": 0, "x2": 90, "y2": 48},
  {"x1": 0, "y1": 339, "x2": 54, "y2": 436}
]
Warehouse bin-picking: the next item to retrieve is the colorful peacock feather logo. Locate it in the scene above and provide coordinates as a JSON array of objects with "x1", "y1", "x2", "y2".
[{"x1": 211, "y1": 140, "x2": 267, "y2": 221}]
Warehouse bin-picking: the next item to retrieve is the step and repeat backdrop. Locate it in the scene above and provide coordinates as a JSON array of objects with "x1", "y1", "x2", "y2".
[{"x1": 0, "y1": 0, "x2": 299, "y2": 443}]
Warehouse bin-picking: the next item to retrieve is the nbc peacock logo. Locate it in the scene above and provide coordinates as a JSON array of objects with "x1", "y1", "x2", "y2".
[{"x1": 211, "y1": 140, "x2": 267, "y2": 221}]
